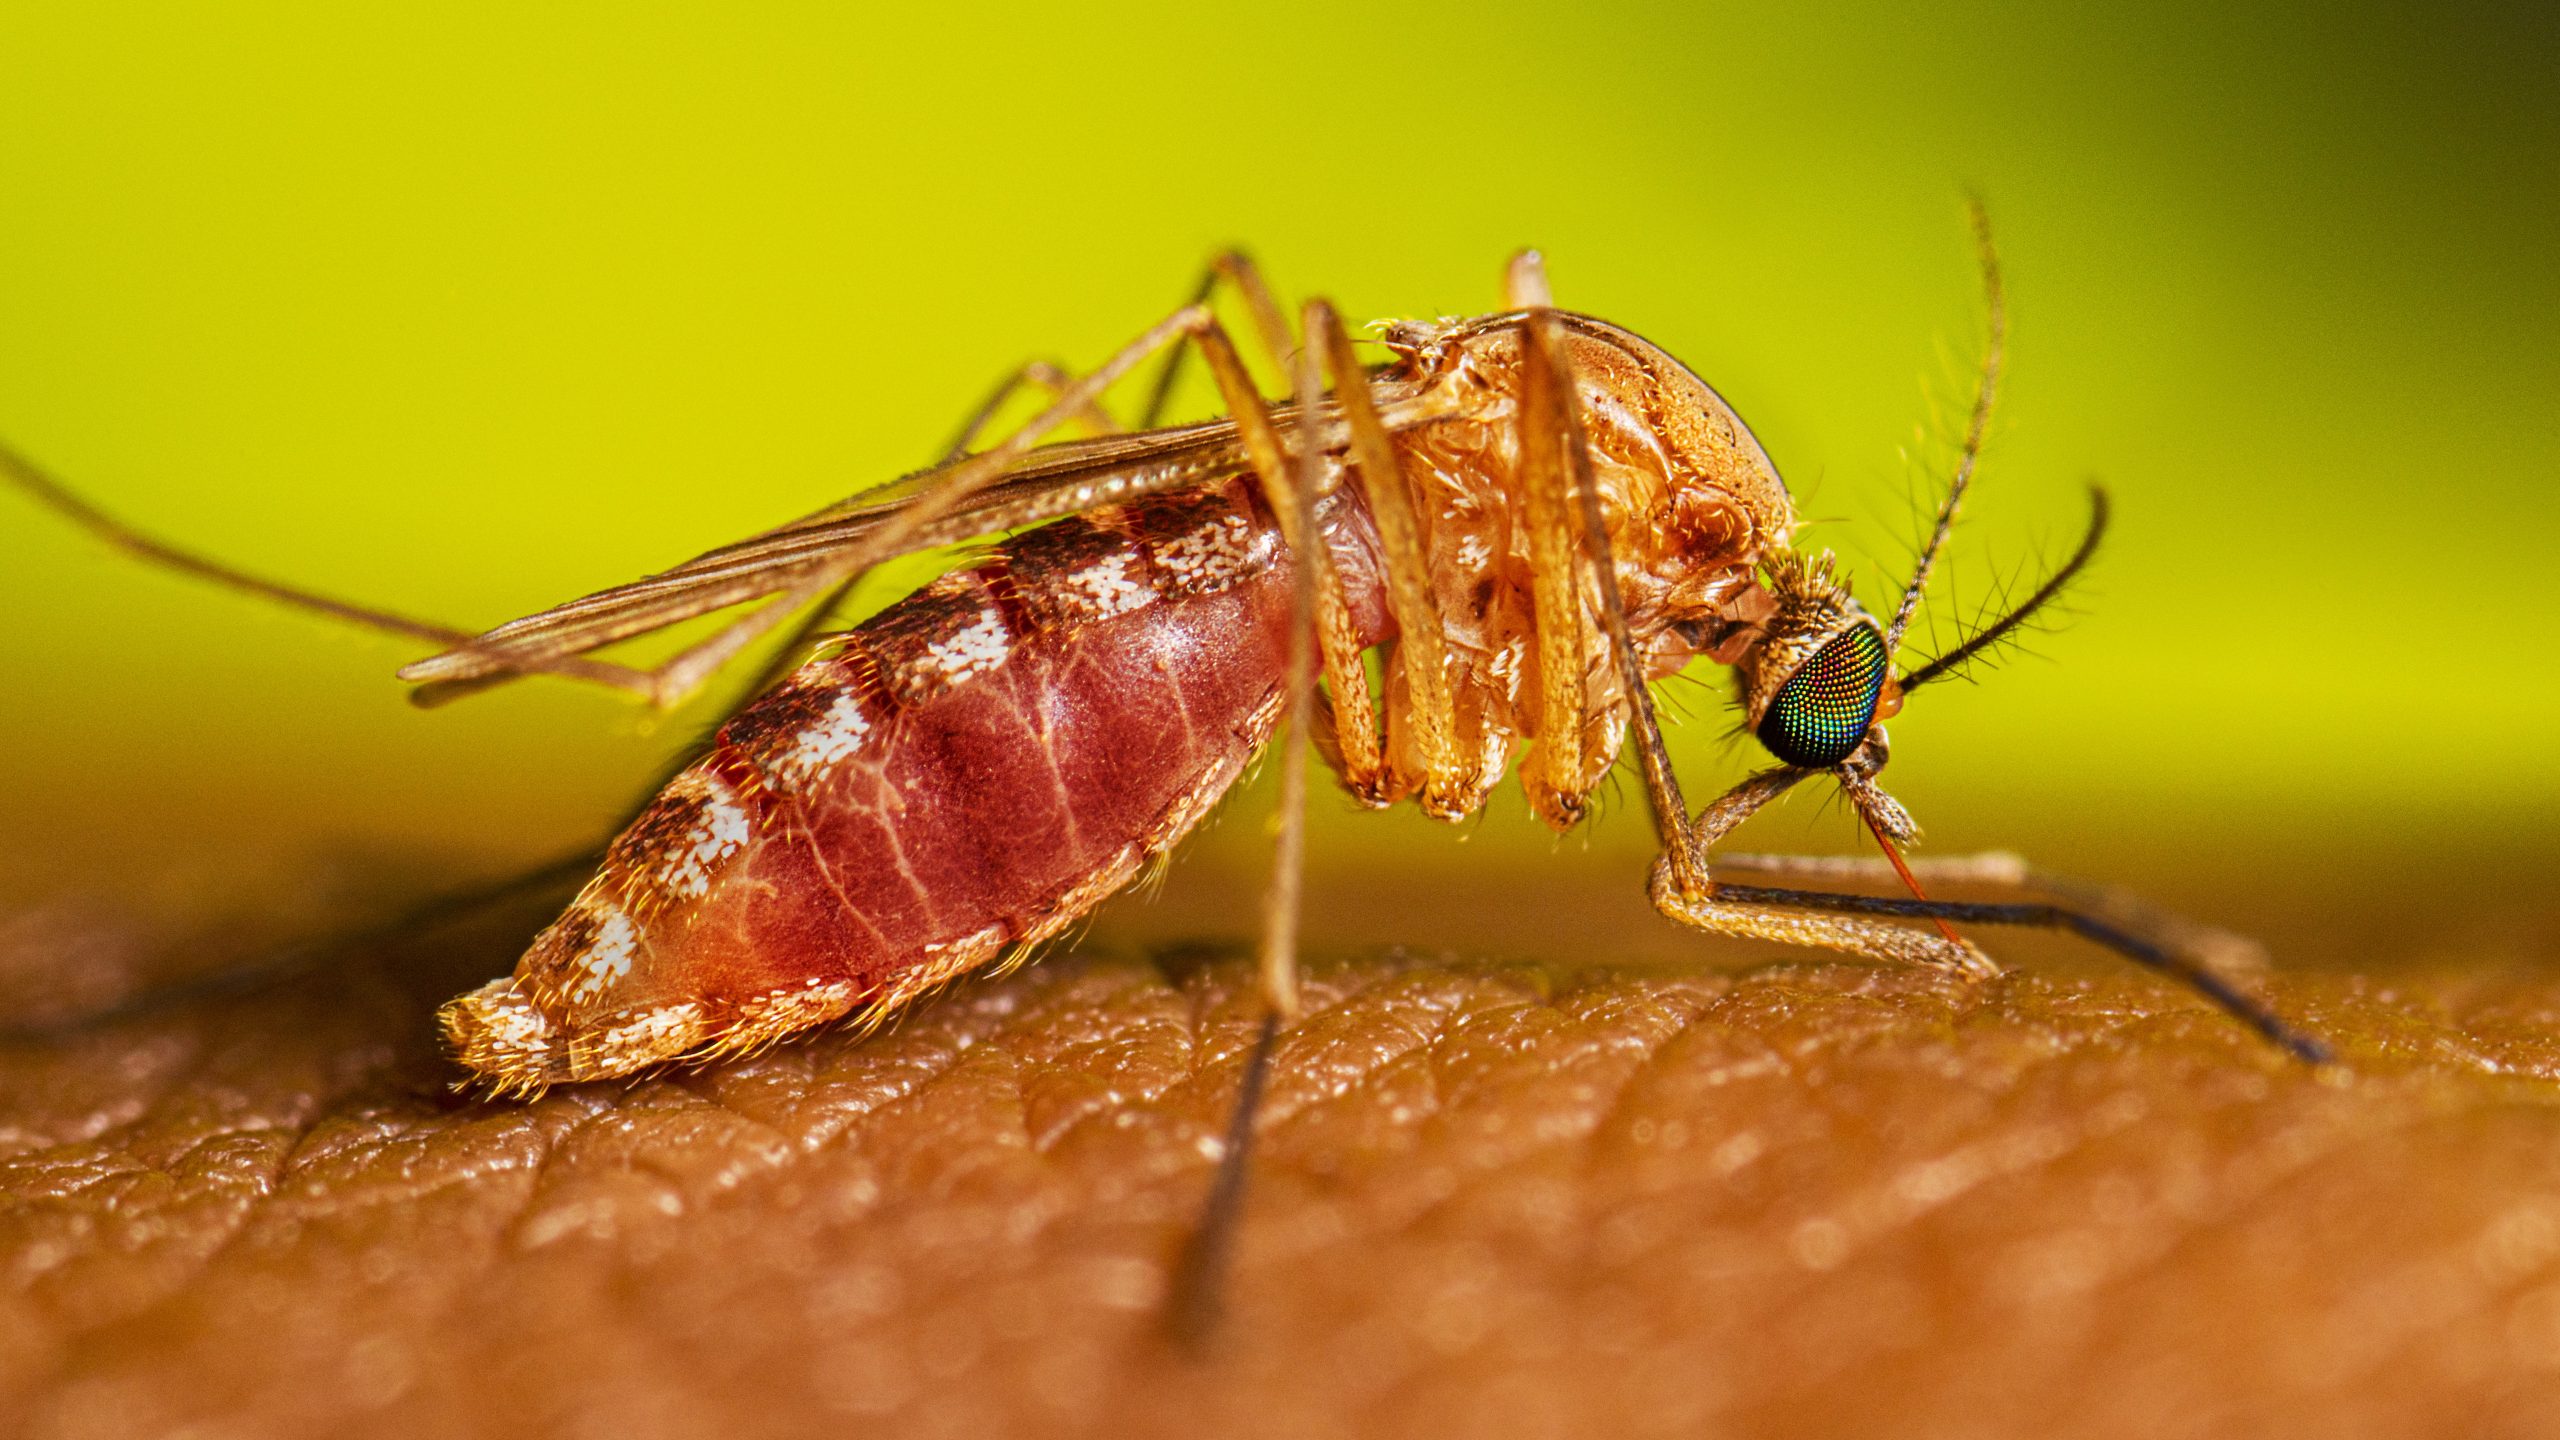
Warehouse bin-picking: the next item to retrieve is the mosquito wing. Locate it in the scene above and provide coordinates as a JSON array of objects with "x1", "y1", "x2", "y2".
[
  {"x1": 393, "y1": 350, "x2": 1478, "y2": 702},
  {"x1": 394, "y1": 418, "x2": 1259, "y2": 693}
]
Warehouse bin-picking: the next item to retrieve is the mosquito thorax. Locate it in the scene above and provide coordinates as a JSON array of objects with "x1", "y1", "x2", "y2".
[{"x1": 1381, "y1": 310, "x2": 1798, "y2": 630}]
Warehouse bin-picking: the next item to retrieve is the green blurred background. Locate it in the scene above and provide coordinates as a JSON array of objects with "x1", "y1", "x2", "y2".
[{"x1": 3, "y1": 2, "x2": 2553, "y2": 954}]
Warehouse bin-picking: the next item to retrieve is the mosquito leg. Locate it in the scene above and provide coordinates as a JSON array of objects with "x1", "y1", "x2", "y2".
[
  {"x1": 1651, "y1": 763, "x2": 1988, "y2": 975},
  {"x1": 1711, "y1": 849, "x2": 2273, "y2": 976},
  {"x1": 1512, "y1": 271, "x2": 2244, "y2": 1047},
  {"x1": 1137, "y1": 285, "x2": 1392, "y2": 811},
  {"x1": 1498, "y1": 256, "x2": 2014, "y2": 1031},
  {"x1": 1684, "y1": 876, "x2": 2331, "y2": 1063},
  {"x1": 1302, "y1": 301, "x2": 1464, "y2": 808},
  {"x1": 1650, "y1": 769, "x2": 2324, "y2": 1059},
  {"x1": 1509, "y1": 304, "x2": 1603, "y2": 827},
  {"x1": 1155, "y1": 290, "x2": 1347, "y2": 1345},
  {"x1": 940, "y1": 358, "x2": 1121, "y2": 462},
  {"x1": 0, "y1": 439, "x2": 661, "y2": 699},
  {"x1": 1648, "y1": 859, "x2": 1999, "y2": 972},
  {"x1": 1138, "y1": 251, "x2": 1296, "y2": 429},
  {"x1": 1169, "y1": 266, "x2": 1418, "y2": 807},
  {"x1": 1506, "y1": 269, "x2": 1701, "y2": 875},
  {"x1": 1176, "y1": 308, "x2": 1325, "y2": 1022},
  {"x1": 1165, "y1": 1010, "x2": 1280, "y2": 1348},
  {"x1": 1503, "y1": 248, "x2": 1556, "y2": 309}
]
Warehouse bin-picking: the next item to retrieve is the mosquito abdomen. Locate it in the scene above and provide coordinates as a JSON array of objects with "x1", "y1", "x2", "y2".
[{"x1": 440, "y1": 478, "x2": 1390, "y2": 1093}]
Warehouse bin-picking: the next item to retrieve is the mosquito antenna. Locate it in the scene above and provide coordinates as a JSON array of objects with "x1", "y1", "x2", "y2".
[
  {"x1": 1903, "y1": 484, "x2": 2108, "y2": 689},
  {"x1": 1885, "y1": 200, "x2": 2005, "y2": 658}
]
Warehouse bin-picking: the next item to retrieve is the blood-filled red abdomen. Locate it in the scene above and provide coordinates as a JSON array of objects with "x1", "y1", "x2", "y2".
[{"x1": 441, "y1": 479, "x2": 1388, "y2": 1093}]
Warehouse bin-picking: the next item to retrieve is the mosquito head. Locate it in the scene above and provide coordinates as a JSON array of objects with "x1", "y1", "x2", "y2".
[
  {"x1": 1715, "y1": 485, "x2": 2109, "y2": 846},
  {"x1": 1732, "y1": 548, "x2": 1901, "y2": 771}
]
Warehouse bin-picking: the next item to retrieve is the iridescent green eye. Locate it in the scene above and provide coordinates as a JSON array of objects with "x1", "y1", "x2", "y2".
[{"x1": 1758, "y1": 625, "x2": 1888, "y2": 768}]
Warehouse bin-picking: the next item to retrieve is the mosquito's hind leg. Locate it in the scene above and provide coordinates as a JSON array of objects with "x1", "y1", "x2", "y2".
[
  {"x1": 1165, "y1": 1004, "x2": 1282, "y2": 1347},
  {"x1": 1167, "y1": 268, "x2": 1443, "y2": 813},
  {"x1": 1166, "y1": 266, "x2": 1653, "y2": 1342},
  {"x1": 424, "y1": 253, "x2": 1281, "y2": 714},
  {"x1": 940, "y1": 358, "x2": 1122, "y2": 462},
  {"x1": 1138, "y1": 251, "x2": 1297, "y2": 429},
  {"x1": 0, "y1": 440, "x2": 662, "y2": 699}
]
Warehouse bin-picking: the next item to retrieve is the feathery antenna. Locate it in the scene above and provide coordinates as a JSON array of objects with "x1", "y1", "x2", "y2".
[
  {"x1": 1902, "y1": 484, "x2": 2109, "y2": 690},
  {"x1": 1885, "y1": 199, "x2": 2006, "y2": 657}
]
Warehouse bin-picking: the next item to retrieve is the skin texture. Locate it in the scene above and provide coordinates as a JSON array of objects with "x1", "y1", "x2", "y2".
[{"x1": 5, "y1": 856, "x2": 2559, "y2": 1440}]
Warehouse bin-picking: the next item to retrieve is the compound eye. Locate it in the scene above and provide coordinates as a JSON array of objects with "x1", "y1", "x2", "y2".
[{"x1": 1757, "y1": 625, "x2": 1888, "y2": 768}]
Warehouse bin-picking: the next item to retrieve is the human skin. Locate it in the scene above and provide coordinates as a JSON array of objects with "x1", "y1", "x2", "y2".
[{"x1": 4, "y1": 857, "x2": 2559, "y2": 1440}]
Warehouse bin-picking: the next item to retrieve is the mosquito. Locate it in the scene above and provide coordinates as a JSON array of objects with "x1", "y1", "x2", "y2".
[{"x1": 3, "y1": 205, "x2": 2328, "y2": 1343}]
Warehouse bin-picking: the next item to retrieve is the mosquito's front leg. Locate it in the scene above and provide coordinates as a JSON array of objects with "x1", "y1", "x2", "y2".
[
  {"x1": 1649, "y1": 856, "x2": 2002, "y2": 979},
  {"x1": 1684, "y1": 870, "x2": 2329, "y2": 1061},
  {"x1": 1636, "y1": 763, "x2": 1994, "y2": 976},
  {"x1": 1652, "y1": 767, "x2": 2325, "y2": 1059},
  {"x1": 1710, "y1": 849, "x2": 2273, "y2": 978}
]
